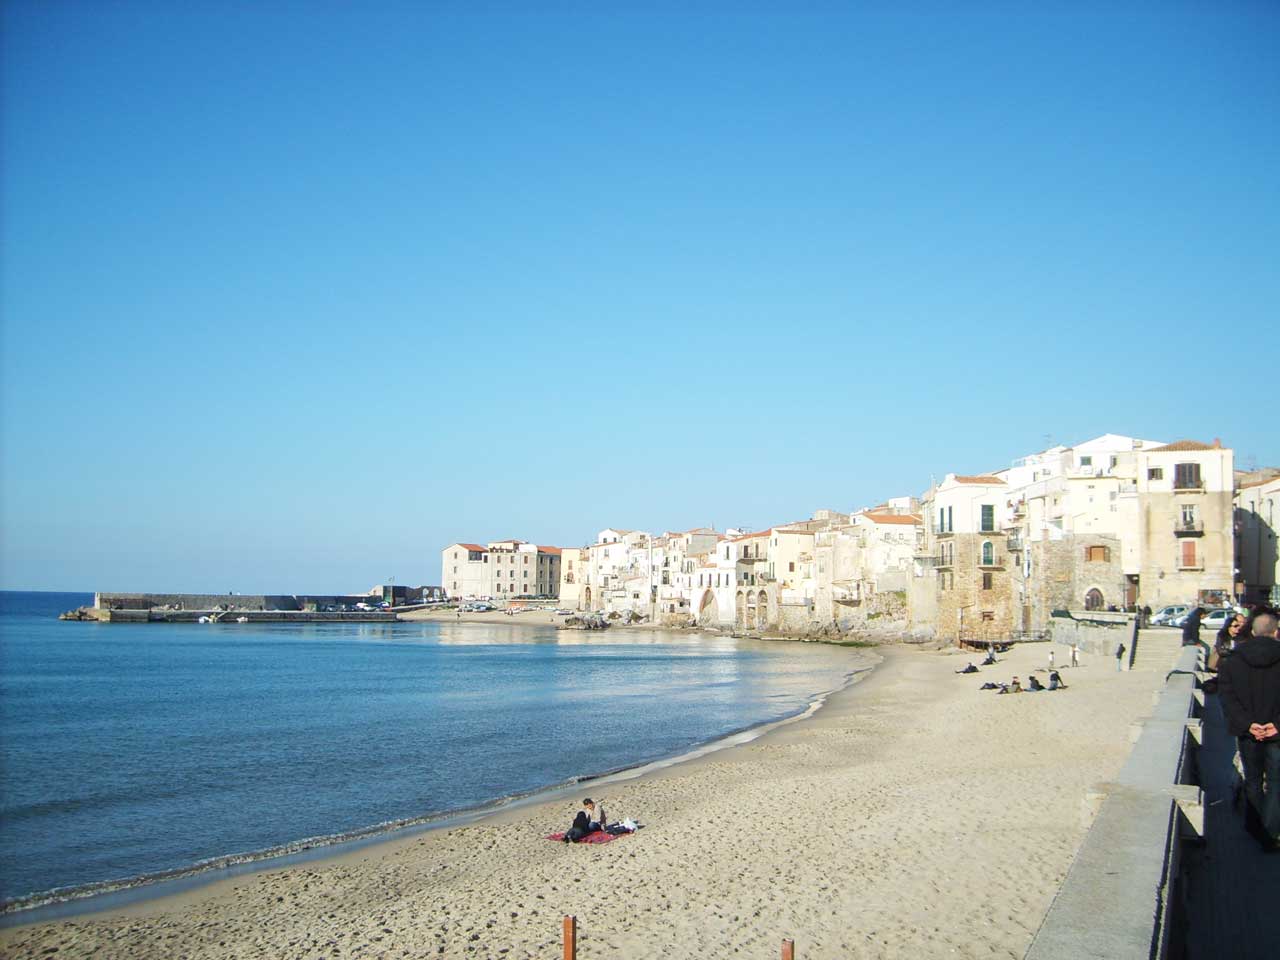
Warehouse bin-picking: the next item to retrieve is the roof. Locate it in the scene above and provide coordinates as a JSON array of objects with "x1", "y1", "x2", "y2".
[
  {"x1": 1147, "y1": 439, "x2": 1219, "y2": 452},
  {"x1": 600, "y1": 528, "x2": 633, "y2": 534},
  {"x1": 729, "y1": 530, "x2": 771, "y2": 542},
  {"x1": 859, "y1": 512, "x2": 923, "y2": 526},
  {"x1": 954, "y1": 475, "x2": 1007, "y2": 485},
  {"x1": 1239, "y1": 475, "x2": 1280, "y2": 491},
  {"x1": 537, "y1": 546, "x2": 562, "y2": 556},
  {"x1": 458, "y1": 543, "x2": 488, "y2": 553}
]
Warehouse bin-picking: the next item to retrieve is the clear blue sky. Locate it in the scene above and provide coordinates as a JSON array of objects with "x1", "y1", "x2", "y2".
[{"x1": 2, "y1": 1, "x2": 1277, "y2": 593}]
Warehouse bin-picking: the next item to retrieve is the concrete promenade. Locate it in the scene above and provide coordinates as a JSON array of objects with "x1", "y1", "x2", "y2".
[{"x1": 1029, "y1": 631, "x2": 1280, "y2": 959}]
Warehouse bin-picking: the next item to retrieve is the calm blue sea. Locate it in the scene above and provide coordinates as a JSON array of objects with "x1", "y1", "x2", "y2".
[{"x1": 0, "y1": 591, "x2": 861, "y2": 909}]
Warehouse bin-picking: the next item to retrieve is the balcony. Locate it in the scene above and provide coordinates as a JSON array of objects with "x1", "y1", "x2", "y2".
[
  {"x1": 932, "y1": 525, "x2": 954, "y2": 537},
  {"x1": 1007, "y1": 533, "x2": 1024, "y2": 552},
  {"x1": 1175, "y1": 519, "x2": 1204, "y2": 537},
  {"x1": 978, "y1": 552, "x2": 1006, "y2": 569},
  {"x1": 1173, "y1": 479, "x2": 1204, "y2": 491}
]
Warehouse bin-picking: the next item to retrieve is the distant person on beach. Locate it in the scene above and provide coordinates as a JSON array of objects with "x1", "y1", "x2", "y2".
[
  {"x1": 1070, "y1": 641, "x2": 1080, "y2": 668},
  {"x1": 563, "y1": 798, "x2": 606, "y2": 842},
  {"x1": 1048, "y1": 648, "x2": 1055, "y2": 671},
  {"x1": 1048, "y1": 670, "x2": 1067, "y2": 691},
  {"x1": 1009, "y1": 677, "x2": 1023, "y2": 693},
  {"x1": 1027, "y1": 675, "x2": 1045, "y2": 692},
  {"x1": 585, "y1": 798, "x2": 607, "y2": 831},
  {"x1": 1217, "y1": 611, "x2": 1280, "y2": 847},
  {"x1": 956, "y1": 662, "x2": 979, "y2": 674},
  {"x1": 1142, "y1": 604, "x2": 1152, "y2": 628},
  {"x1": 1115, "y1": 642, "x2": 1126, "y2": 671}
]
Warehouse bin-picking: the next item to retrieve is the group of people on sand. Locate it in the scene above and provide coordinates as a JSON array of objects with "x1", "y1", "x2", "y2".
[
  {"x1": 978, "y1": 670, "x2": 1067, "y2": 695},
  {"x1": 1205, "y1": 606, "x2": 1280, "y2": 851}
]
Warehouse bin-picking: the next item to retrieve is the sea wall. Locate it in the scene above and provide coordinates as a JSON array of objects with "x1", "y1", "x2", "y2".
[
  {"x1": 1047, "y1": 610, "x2": 1133, "y2": 657},
  {"x1": 96, "y1": 593, "x2": 298, "y2": 612}
]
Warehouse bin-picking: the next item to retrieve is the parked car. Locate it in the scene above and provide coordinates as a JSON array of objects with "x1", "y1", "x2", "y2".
[
  {"x1": 1200, "y1": 608, "x2": 1240, "y2": 633},
  {"x1": 1150, "y1": 604, "x2": 1190, "y2": 626}
]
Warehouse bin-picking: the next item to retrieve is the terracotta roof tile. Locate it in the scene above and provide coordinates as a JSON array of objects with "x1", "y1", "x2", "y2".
[
  {"x1": 954, "y1": 475, "x2": 1007, "y2": 485},
  {"x1": 537, "y1": 546, "x2": 562, "y2": 556},
  {"x1": 458, "y1": 543, "x2": 488, "y2": 553},
  {"x1": 860, "y1": 512, "x2": 923, "y2": 525},
  {"x1": 1147, "y1": 439, "x2": 1218, "y2": 452}
]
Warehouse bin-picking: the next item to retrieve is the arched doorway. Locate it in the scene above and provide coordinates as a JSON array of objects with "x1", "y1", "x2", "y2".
[
  {"x1": 698, "y1": 590, "x2": 718, "y2": 626},
  {"x1": 1085, "y1": 588, "x2": 1103, "y2": 611},
  {"x1": 583, "y1": 586, "x2": 592, "y2": 611},
  {"x1": 756, "y1": 590, "x2": 768, "y2": 630},
  {"x1": 735, "y1": 591, "x2": 746, "y2": 627}
]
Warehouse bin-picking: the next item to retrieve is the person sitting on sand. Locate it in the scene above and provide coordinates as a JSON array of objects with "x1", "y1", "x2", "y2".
[
  {"x1": 584, "y1": 798, "x2": 607, "y2": 831},
  {"x1": 1010, "y1": 677, "x2": 1023, "y2": 693},
  {"x1": 1027, "y1": 675, "x2": 1045, "y2": 692},
  {"x1": 1048, "y1": 670, "x2": 1067, "y2": 691},
  {"x1": 956, "y1": 662, "x2": 979, "y2": 674},
  {"x1": 996, "y1": 682, "x2": 1012, "y2": 695},
  {"x1": 563, "y1": 798, "x2": 603, "y2": 843},
  {"x1": 980, "y1": 681, "x2": 1001, "y2": 690},
  {"x1": 981, "y1": 651, "x2": 998, "y2": 666}
]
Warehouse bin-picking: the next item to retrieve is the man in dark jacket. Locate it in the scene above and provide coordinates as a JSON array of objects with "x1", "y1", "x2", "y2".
[
  {"x1": 1181, "y1": 607, "x2": 1205, "y2": 646},
  {"x1": 1218, "y1": 611, "x2": 1280, "y2": 845}
]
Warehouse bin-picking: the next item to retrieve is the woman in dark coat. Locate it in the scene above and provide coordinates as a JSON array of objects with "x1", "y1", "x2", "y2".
[
  {"x1": 1181, "y1": 607, "x2": 1206, "y2": 646},
  {"x1": 1212, "y1": 613, "x2": 1247, "y2": 671}
]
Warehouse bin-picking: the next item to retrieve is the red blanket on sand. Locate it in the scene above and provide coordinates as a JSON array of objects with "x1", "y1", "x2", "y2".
[{"x1": 546, "y1": 830, "x2": 624, "y2": 845}]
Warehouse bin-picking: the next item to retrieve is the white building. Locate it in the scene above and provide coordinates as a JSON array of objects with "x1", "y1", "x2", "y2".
[{"x1": 441, "y1": 540, "x2": 562, "y2": 600}]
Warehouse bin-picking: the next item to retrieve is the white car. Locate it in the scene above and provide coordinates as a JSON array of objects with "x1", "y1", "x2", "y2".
[
  {"x1": 1151, "y1": 605, "x2": 1189, "y2": 626},
  {"x1": 1201, "y1": 608, "x2": 1240, "y2": 632}
]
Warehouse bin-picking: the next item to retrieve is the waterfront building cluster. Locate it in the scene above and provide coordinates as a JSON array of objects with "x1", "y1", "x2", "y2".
[{"x1": 449, "y1": 434, "x2": 1275, "y2": 643}]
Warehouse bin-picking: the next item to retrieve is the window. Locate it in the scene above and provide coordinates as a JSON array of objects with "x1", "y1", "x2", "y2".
[
  {"x1": 1174, "y1": 462, "x2": 1202, "y2": 490},
  {"x1": 981, "y1": 611, "x2": 995, "y2": 622},
  {"x1": 981, "y1": 541, "x2": 994, "y2": 565},
  {"x1": 1148, "y1": 467, "x2": 1163, "y2": 481},
  {"x1": 1110, "y1": 456, "x2": 1118, "y2": 469},
  {"x1": 1181, "y1": 541, "x2": 1198, "y2": 568},
  {"x1": 788, "y1": 562, "x2": 795, "y2": 572},
  {"x1": 1180, "y1": 504, "x2": 1198, "y2": 527},
  {"x1": 980, "y1": 505, "x2": 995, "y2": 533},
  {"x1": 1080, "y1": 456, "x2": 1092, "y2": 468},
  {"x1": 1086, "y1": 545, "x2": 1110, "y2": 563},
  {"x1": 982, "y1": 572, "x2": 993, "y2": 590}
]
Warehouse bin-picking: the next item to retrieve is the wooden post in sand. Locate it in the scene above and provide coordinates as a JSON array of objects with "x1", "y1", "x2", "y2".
[
  {"x1": 781, "y1": 938, "x2": 796, "y2": 960},
  {"x1": 563, "y1": 915, "x2": 577, "y2": 960}
]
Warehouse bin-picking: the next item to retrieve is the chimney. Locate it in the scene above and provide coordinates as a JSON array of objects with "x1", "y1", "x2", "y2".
[{"x1": 1213, "y1": 438, "x2": 1221, "y2": 448}]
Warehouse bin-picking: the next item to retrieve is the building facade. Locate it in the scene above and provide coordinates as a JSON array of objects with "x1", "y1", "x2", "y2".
[{"x1": 441, "y1": 540, "x2": 562, "y2": 600}]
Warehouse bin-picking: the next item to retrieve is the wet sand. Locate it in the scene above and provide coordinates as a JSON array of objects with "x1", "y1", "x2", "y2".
[{"x1": 1, "y1": 641, "x2": 1169, "y2": 959}]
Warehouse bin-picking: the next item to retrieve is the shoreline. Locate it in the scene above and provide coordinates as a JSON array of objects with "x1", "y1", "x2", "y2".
[
  {"x1": 1, "y1": 640, "x2": 1171, "y2": 959},
  {"x1": 0, "y1": 636, "x2": 875, "y2": 927}
]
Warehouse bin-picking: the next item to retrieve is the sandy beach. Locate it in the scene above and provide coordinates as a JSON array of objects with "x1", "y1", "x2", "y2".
[{"x1": 1, "y1": 640, "x2": 1169, "y2": 959}]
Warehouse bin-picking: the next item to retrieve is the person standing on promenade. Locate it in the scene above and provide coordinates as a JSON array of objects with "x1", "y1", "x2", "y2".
[
  {"x1": 1182, "y1": 607, "x2": 1206, "y2": 647},
  {"x1": 1115, "y1": 641, "x2": 1126, "y2": 671},
  {"x1": 1217, "y1": 611, "x2": 1280, "y2": 847},
  {"x1": 1070, "y1": 641, "x2": 1080, "y2": 668},
  {"x1": 1048, "y1": 648, "x2": 1055, "y2": 671}
]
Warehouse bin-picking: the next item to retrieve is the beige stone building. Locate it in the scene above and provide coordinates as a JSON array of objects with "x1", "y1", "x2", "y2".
[
  {"x1": 441, "y1": 540, "x2": 562, "y2": 600},
  {"x1": 1134, "y1": 440, "x2": 1235, "y2": 609}
]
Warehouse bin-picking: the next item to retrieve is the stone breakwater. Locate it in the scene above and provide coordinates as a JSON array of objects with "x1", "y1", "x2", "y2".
[{"x1": 60, "y1": 592, "x2": 413, "y2": 623}]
